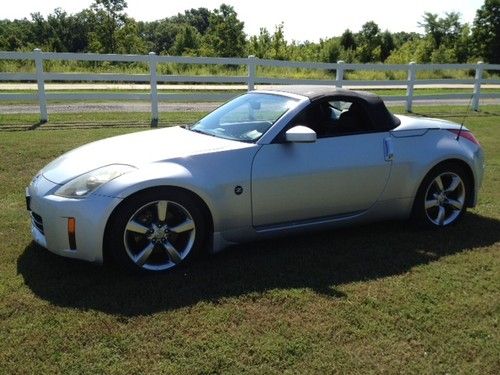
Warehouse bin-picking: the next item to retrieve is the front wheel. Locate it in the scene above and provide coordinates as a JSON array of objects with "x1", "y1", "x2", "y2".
[
  {"x1": 106, "y1": 189, "x2": 207, "y2": 273},
  {"x1": 412, "y1": 164, "x2": 469, "y2": 227}
]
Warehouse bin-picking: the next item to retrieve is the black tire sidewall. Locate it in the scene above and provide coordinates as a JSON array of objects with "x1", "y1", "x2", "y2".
[
  {"x1": 412, "y1": 163, "x2": 469, "y2": 228},
  {"x1": 105, "y1": 188, "x2": 208, "y2": 273}
]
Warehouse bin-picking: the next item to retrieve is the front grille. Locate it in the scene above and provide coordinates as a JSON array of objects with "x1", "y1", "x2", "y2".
[{"x1": 31, "y1": 212, "x2": 44, "y2": 234}]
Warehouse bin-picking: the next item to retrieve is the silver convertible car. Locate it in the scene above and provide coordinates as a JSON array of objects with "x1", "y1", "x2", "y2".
[{"x1": 27, "y1": 86, "x2": 484, "y2": 272}]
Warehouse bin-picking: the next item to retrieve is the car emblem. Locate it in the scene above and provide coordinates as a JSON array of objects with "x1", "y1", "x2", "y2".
[{"x1": 234, "y1": 186, "x2": 243, "y2": 195}]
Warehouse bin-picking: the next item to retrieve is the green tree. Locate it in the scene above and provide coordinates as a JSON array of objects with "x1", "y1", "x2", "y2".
[
  {"x1": 340, "y1": 29, "x2": 356, "y2": 50},
  {"x1": 4, "y1": 34, "x2": 22, "y2": 50},
  {"x1": 30, "y1": 12, "x2": 51, "y2": 48},
  {"x1": 288, "y1": 40, "x2": 322, "y2": 61},
  {"x1": 339, "y1": 47, "x2": 357, "y2": 63},
  {"x1": 270, "y1": 23, "x2": 287, "y2": 60},
  {"x1": 357, "y1": 21, "x2": 381, "y2": 62},
  {"x1": 46, "y1": 9, "x2": 69, "y2": 51},
  {"x1": 418, "y1": 12, "x2": 463, "y2": 49},
  {"x1": 90, "y1": 0, "x2": 128, "y2": 53},
  {"x1": 0, "y1": 19, "x2": 33, "y2": 50},
  {"x1": 249, "y1": 23, "x2": 290, "y2": 60},
  {"x1": 138, "y1": 20, "x2": 181, "y2": 54},
  {"x1": 171, "y1": 24, "x2": 200, "y2": 55},
  {"x1": 472, "y1": 0, "x2": 500, "y2": 63},
  {"x1": 454, "y1": 24, "x2": 473, "y2": 63},
  {"x1": 44, "y1": 9, "x2": 92, "y2": 52},
  {"x1": 380, "y1": 30, "x2": 395, "y2": 61},
  {"x1": 386, "y1": 37, "x2": 434, "y2": 63},
  {"x1": 320, "y1": 38, "x2": 341, "y2": 63},
  {"x1": 173, "y1": 8, "x2": 211, "y2": 35},
  {"x1": 202, "y1": 4, "x2": 246, "y2": 57},
  {"x1": 430, "y1": 45, "x2": 456, "y2": 63},
  {"x1": 418, "y1": 12, "x2": 470, "y2": 63},
  {"x1": 115, "y1": 18, "x2": 147, "y2": 54},
  {"x1": 249, "y1": 27, "x2": 271, "y2": 58}
]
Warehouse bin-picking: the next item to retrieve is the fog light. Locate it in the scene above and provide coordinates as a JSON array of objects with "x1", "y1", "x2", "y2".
[{"x1": 67, "y1": 217, "x2": 77, "y2": 250}]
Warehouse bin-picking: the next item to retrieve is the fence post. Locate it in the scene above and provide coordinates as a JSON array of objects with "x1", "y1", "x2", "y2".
[
  {"x1": 247, "y1": 55, "x2": 256, "y2": 91},
  {"x1": 406, "y1": 61, "x2": 416, "y2": 112},
  {"x1": 335, "y1": 60, "x2": 344, "y2": 88},
  {"x1": 472, "y1": 61, "x2": 484, "y2": 111},
  {"x1": 33, "y1": 48, "x2": 48, "y2": 123},
  {"x1": 149, "y1": 52, "x2": 159, "y2": 127}
]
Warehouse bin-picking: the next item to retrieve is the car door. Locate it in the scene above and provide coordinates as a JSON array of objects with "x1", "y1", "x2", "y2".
[{"x1": 251, "y1": 99, "x2": 392, "y2": 227}]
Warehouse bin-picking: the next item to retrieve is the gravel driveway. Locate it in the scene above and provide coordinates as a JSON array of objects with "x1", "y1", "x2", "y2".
[
  {"x1": 2, "y1": 98, "x2": 500, "y2": 115},
  {"x1": 0, "y1": 102, "x2": 223, "y2": 114}
]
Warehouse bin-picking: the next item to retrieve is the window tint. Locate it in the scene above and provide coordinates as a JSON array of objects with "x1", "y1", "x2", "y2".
[{"x1": 289, "y1": 99, "x2": 374, "y2": 138}]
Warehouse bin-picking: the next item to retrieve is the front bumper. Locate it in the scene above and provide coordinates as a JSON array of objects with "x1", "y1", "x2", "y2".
[{"x1": 27, "y1": 174, "x2": 122, "y2": 263}]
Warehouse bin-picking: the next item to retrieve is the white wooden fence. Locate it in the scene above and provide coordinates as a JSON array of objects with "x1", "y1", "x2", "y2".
[{"x1": 1, "y1": 49, "x2": 499, "y2": 126}]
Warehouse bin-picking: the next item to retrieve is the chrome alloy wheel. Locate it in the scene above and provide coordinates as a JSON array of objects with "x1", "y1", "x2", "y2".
[
  {"x1": 123, "y1": 200, "x2": 196, "y2": 271},
  {"x1": 424, "y1": 172, "x2": 465, "y2": 226}
]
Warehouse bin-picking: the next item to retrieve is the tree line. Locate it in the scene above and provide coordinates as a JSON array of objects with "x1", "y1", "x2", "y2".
[{"x1": 0, "y1": 0, "x2": 498, "y2": 64}]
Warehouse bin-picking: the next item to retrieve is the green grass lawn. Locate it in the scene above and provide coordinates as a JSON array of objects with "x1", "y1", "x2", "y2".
[
  {"x1": 0, "y1": 106, "x2": 498, "y2": 373},
  {"x1": 0, "y1": 111, "x2": 208, "y2": 130}
]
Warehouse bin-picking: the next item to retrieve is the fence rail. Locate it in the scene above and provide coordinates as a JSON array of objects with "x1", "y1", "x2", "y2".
[{"x1": 1, "y1": 49, "x2": 499, "y2": 125}]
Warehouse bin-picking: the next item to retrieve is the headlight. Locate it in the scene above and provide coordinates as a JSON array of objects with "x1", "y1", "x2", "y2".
[{"x1": 54, "y1": 164, "x2": 136, "y2": 198}]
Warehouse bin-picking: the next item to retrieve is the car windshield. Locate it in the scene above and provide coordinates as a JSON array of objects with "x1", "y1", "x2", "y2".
[{"x1": 188, "y1": 93, "x2": 299, "y2": 142}]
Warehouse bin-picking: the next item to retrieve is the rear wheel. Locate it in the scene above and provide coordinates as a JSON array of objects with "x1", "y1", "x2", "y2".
[
  {"x1": 413, "y1": 164, "x2": 469, "y2": 227},
  {"x1": 106, "y1": 189, "x2": 207, "y2": 272}
]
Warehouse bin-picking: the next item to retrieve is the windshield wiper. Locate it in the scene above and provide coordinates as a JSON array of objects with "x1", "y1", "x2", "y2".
[{"x1": 188, "y1": 128, "x2": 216, "y2": 137}]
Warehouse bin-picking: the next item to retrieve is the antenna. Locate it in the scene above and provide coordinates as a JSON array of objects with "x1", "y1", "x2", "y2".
[{"x1": 456, "y1": 94, "x2": 474, "y2": 141}]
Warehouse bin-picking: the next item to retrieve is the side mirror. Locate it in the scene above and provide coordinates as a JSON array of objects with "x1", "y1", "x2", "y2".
[{"x1": 285, "y1": 125, "x2": 317, "y2": 143}]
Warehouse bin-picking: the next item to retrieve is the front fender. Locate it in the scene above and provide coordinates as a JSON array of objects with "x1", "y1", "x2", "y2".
[{"x1": 95, "y1": 157, "x2": 253, "y2": 233}]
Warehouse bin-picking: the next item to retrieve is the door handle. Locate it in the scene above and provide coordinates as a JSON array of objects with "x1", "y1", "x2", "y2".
[{"x1": 384, "y1": 137, "x2": 394, "y2": 161}]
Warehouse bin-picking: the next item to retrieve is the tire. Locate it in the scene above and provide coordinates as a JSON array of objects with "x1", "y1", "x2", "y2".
[
  {"x1": 412, "y1": 163, "x2": 469, "y2": 228},
  {"x1": 105, "y1": 188, "x2": 208, "y2": 273}
]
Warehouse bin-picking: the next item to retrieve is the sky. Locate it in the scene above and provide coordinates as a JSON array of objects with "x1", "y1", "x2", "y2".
[{"x1": 2, "y1": 0, "x2": 485, "y2": 42}]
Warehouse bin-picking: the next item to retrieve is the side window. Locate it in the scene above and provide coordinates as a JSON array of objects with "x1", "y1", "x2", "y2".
[
  {"x1": 285, "y1": 98, "x2": 374, "y2": 140},
  {"x1": 275, "y1": 97, "x2": 375, "y2": 143},
  {"x1": 288, "y1": 102, "x2": 330, "y2": 132},
  {"x1": 322, "y1": 100, "x2": 373, "y2": 136}
]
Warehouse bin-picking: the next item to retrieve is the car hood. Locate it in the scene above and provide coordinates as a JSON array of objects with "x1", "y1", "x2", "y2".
[{"x1": 42, "y1": 126, "x2": 252, "y2": 184}]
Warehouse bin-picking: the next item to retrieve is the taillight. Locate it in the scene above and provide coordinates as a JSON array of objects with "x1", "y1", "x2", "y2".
[{"x1": 447, "y1": 129, "x2": 480, "y2": 146}]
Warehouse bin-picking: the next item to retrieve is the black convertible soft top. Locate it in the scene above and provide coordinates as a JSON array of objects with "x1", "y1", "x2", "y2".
[{"x1": 265, "y1": 85, "x2": 401, "y2": 130}]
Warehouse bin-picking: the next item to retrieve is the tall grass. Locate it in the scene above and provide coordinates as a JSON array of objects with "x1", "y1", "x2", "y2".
[{"x1": 1, "y1": 59, "x2": 497, "y2": 81}]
